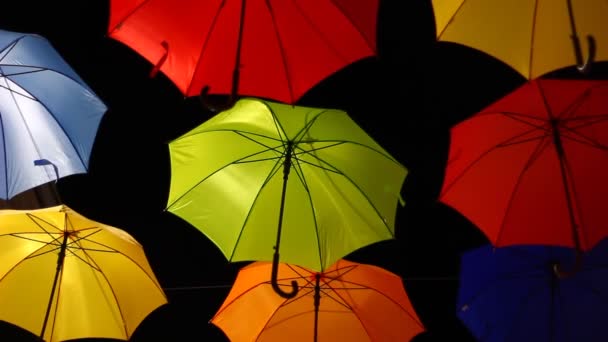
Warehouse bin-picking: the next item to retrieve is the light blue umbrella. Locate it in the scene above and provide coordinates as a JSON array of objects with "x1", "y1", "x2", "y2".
[{"x1": 0, "y1": 29, "x2": 107, "y2": 199}]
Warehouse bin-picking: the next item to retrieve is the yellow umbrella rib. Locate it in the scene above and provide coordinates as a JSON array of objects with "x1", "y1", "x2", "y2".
[
  {"x1": 436, "y1": 0, "x2": 468, "y2": 40},
  {"x1": 74, "y1": 234, "x2": 165, "y2": 294},
  {"x1": 0, "y1": 232, "x2": 63, "y2": 250},
  {"x1": 527, "y1": 0, "x2": 540, "y2": 79},
  {"x1": 4, "y1": 212, "x2": 67, "y2": 260},
  {"x1": 71, "y1": 235, "x2": 166, "y2": 338},
  {"x1": 72, "y1": 239, "x2": 130, "y2": 339},
  {"x1": 0, "y1": 236, "x2": 63, "y2": 284},
  {"x1": 25, "y1": 212, "x2": 65, "y2": 235}
]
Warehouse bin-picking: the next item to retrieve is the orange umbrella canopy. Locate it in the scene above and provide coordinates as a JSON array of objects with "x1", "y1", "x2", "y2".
[{"x1": 211, "y1": 259, "x2": 425, "y2": 342}]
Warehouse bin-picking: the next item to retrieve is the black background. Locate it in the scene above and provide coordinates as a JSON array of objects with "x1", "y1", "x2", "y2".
[{"x1": 1, "y1": 1, "x2": 605, "y2": 341}]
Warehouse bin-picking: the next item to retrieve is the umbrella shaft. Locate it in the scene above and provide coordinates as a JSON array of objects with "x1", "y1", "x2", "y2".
[
  {"x1": 40, "y1": 232, "x2": 69, "y2": 339},
  {"x1": 314, "y1": 274, "x2": 321, "y2": 342},
  {"x1": 274, "y1": 143, "x2": 293, "y2": 252},
  {"x1": 551, "y1": 129, "x2": 582, "y2": 251},
  {"x1": 231, "y1": 0, "x2": 246, "y2": 97}
]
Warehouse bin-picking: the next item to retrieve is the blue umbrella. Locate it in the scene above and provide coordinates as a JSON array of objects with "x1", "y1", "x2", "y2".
[
  {"x1": 457, "y1": 239, "x2": 608, "y2": 342},
  {"x1": 0, "y1": 29, "x2": 106, "y2": 199}
]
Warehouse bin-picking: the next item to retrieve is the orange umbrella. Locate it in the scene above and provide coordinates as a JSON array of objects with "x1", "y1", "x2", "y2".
[{"x1": 211, "y1": 259, "x2": 425, "y2": 342}]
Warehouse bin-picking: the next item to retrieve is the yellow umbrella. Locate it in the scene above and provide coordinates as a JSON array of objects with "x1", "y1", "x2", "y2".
[
  {"x1": 0, "y1": 205, "x2": 167, "y2": 341},
  {"x1": 432, "y1": 0, "x2": 607, "y2": 78}
]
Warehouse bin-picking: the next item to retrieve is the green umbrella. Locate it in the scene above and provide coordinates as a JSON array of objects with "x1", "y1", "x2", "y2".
[{"x1": 166, "y1": 98, "x2": 406, "y2": 298}]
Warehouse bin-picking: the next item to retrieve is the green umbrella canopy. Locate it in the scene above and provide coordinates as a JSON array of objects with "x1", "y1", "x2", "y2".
[{"x1": 166, "y1": 98, "x2": 406, "y2": 275}]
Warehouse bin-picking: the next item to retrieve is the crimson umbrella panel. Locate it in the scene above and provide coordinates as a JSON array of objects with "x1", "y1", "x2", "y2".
[
  {"x1": 0, "y1": 29, "x2": 107, "y2": 199},
  {"x1": 108, "y1": 0, "x2": 379, "y2": 108},
  {"x1": 440, "y1": 79, "x2": 608, "y2": 254}
]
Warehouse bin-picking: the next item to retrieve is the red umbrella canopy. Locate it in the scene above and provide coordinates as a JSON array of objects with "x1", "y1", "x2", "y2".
[
  {"x1": 107, "y1": 0, "x2": 378, "y2": 104},
  {"x1": 440, "y1": 79, "x2": 608, "y2": 252}
]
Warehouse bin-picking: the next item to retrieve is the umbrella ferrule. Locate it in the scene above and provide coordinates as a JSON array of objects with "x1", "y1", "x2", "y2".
[
  {"x1": 57, "y1": 232, "x2": 69, "y2": 267},
  {"x1": 282, "y1": 142, "x2": 294, "y2": 177},
  {"x1": 313, "y1": 273, "x2": 321, "y2": 307}
]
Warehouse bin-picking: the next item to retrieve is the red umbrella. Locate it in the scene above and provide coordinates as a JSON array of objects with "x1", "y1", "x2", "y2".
[
  {"x1": 439, "y1": 79, "x2": 608, "y2": 257},
  {"x1": 107, "y1": 0, "x2": 378, "y2": 108}
]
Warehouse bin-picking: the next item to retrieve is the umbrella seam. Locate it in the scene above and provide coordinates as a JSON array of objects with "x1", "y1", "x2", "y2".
[
  {"x1": 435, "y1": 0, "x2": 468, "y2": 40},
  {"x1": 75, "y1": 238, "x2": 132, "y2": 338},
  {"x1": 527, "y1": 0, "x2": 539, "y2": 79},
  {"x1": 47, "y1": 256, "x2": 66, "y2": 342},
  {"x1": 536, "y1": 81, "x2": 586, "y2": 250},
  {"x1": 0, "y1": 108, "x2": 8, "y2": 197},
  {"x1": 0, "y1": 212, "x2": 67, "y2": 289},
  {"x1": 166, "y1": 131, "x2": 283, "y2": 209},
  {"x1": 503, "y1": 282, "x2": 553, "y2": 341},
  {"x1": 326, "y1": 275, "x2": 426, "y2": 329},
  {"x1": 107, "y1": 0, "x2": 155, "y2": 34},
  {"x1": 494, "y1": 134, "x2": 552, "y2": 246},
  {"x1": 440, "y1": 120, "x2": 543, "y2": 197},
  {"x1": 5, "y1": 67, "x2": 100, "y2": 170},
  {"x1": 293, "y1": 110, "x2": 402, "y2": 241},
  {"x1": 2, "y1": 66, "x2": 53, "y2": 182},
  {"x1": 185, "y1": 0, "x2": 225, "y2": 97},
  {"x1": 328, "y1": 0, "x2": 377, "y2": 53},
  {"x1": 71, "y1": 218, "x2": 167, "y2": 338},
  {"x1": 558, "y1": 144, "x2": 590, "y2": 250},
  {"x1": 289, "y1": 148, "x2": 324, "y2": 270},
  {"x1": 228, "y1": 153, "x2": 284, "y2": 262},
  {"x1": 3, "y1": 35, "x2": 105, "y2": 172},
  {"x1": 266, "y1": 0, "x2": 296, "y2": 103}
]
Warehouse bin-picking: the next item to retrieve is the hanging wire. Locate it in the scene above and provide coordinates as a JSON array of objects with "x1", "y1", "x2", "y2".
[{"x1": 161, "y1": 275, "x2": 459, "y2": 292}]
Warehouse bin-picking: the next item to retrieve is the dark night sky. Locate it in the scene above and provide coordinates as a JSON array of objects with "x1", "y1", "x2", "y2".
[{"x1": 1, "y1": 1, "x2": 605, "y2": 341}]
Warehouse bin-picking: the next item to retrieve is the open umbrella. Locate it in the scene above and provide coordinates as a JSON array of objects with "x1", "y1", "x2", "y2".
[
  {"x1": 107, "y1": 0, "x2": 379, "y2": 109},
  {"x1": 211, "y1": 259, "x2": 425, "y2": 342},
  {"x1": 439, "y1": 79, "x2": 608, "y2": 267},
  {"x1": 431, "y1": 0, "x2": 607, "y2": 78},
  {"x1": 457, "y1": 239, "x2": 608, "y2": 342},
  {"x1": 0, "y1": 29, "x2": 107, "y2": 199},
  {"x1": 166, "y1": 98, "x2": 407, "y2": 298},
  {"x1": 0, "y1": 205, "x2": 167, "y2": 341}
]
